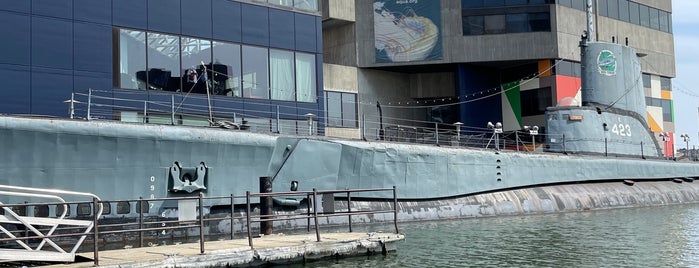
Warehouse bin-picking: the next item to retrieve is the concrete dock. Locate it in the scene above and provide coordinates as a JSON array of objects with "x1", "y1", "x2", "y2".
[{"x1": 40, "y1": 232, "x2": 404, "y2": 268}]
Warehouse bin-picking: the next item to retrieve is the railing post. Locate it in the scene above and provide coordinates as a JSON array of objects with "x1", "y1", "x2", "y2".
[
  {"x1": 259, "y1": 176, "x2": 273, "y2": 236},
  {"x1": 306, "y1": 193, "x2": 311, "y2": 233},
  {"x1": 641, "y1": 141, "x2": 645, "y2": 159},
  {"x1": 87, "y1": 88, "x2": 92, "y2": 120},
  {"x1": 393, "y1": 186, "x2": 399, "y2": 234},
  {"x1": 143, "y1": 100, "x2": 148, "y2": 123},
  {"x1": 276, "y1": 106, "x2": 280, "y2": 133},
  {"x1": 361, "y1": 113, "x2": 366, "y2": 141},
  {"x1": 138, "y1": 197, "x2": 143, "y2": 248},
  {"x1": 312, "y1": 188, "x2": 321, "y2": 242},
  {"x1": 230, "y1": 194, "x2": 235, "y2": 240},
  {"x1": 170, "y1": 95, "x2": 175, "y2": 125},
  {"x1": 434, "y1": 122, "x2": 439, "y2": 145},
  {"x1": 604, "y1": 138, "x2": 608, "y2": 156},
  {"x1": 246, "y1": 191, "x2": 253, "y2": 248},
  {"x1": 347, "y1": 190, "x2": 352, "y2": 233},
  {"x1": 93, "y1": 198, "x2": 99, "y2": 267},
  {"x1": 198, "y1": 192, "x2": 205, "y2": 254}
]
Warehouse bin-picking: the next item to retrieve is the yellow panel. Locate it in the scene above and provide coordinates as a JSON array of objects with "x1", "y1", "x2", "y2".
[
  {"x1": 538, "y1": 60, "x2": 551, "y2": 77},
  {"x1": 660, "y1": 90, "x2": 672, "y2": 100},
  {"x1": 647, "y1": 111, "x2": 662, "y2": 132}
]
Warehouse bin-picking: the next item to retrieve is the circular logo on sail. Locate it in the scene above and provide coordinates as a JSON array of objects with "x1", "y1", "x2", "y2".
[{"x1": 597, "y1": 50, "x2": 617, "y2": 76}]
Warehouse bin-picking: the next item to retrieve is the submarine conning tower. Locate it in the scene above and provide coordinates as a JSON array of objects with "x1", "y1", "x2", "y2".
[
  {"x1": 544, "y1": 0, "x2": 661, "y2": 157},
  {"x1": 580, "y1": 41, "x2": 648, "y2": 125}
]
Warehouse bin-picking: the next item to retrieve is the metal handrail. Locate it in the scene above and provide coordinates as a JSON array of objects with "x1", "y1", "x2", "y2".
[{"x1": 0, "y1": 186, "x2": 399, "y2": 266}]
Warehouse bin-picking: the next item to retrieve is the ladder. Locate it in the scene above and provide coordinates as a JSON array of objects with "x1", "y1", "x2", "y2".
[{"x1": 0, "y1": 185, "x2": 103, "y2": 262}]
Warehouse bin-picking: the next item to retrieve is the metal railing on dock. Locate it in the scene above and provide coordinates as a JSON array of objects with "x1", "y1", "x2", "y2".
[{"x1": 0, "y1": 186, "x2": 399, "y2": 266}]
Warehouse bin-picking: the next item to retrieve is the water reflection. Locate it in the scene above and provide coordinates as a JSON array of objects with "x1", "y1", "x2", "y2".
[{"x1": 288, "y1": 205, "x2": 699, "y2": 267}]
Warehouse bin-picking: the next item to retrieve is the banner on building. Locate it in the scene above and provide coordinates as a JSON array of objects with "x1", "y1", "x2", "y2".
[{"x1": 373, "y1": 0, "x2": 442, "y2": 63}]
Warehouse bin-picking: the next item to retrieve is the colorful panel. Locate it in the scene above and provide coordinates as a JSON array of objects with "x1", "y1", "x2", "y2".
[
  {"x1": 646, "y1": 110, "x2": 662, "y2": 132},
  {"x1": 538, "y1": 60, "x2": 551, "y2": 77},
  {"x1": 554, "y1": 75, "x2": 581, "y2": 103},
  {"x1": 502, "y1": 81, "x2": 521, "y2": 130},
  {"x1": 660, "y1": 90, "x2": 672, "y2": 100}
]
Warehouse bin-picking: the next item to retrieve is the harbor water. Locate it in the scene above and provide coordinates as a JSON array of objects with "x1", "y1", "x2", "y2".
[{"x1": 289, "y1": 204, "x2": 699, "y2": 267}]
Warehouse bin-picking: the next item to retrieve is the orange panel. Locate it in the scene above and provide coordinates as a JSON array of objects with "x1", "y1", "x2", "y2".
[
  {"x1": 661, "y1": 90, "x2": 672, "y2": 100},
  {"x1": 647, "y1": 112, "x2": 662, "y2": 132},
  {"x1": 538, "y1": 60, "x2": 551, "y2": 77},
  {"x1": 555, "y1": 75, "x2": 581, "y2": 102}
]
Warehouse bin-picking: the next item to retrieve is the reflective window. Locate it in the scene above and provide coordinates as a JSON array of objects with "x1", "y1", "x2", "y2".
[
  {"x1": 639, "y1": 4, "x2": 649, "y2": 27},
  {"x1": 506, "y1": 14, "x2": 529, "y2": 33},
  {"x1": 212, "y1": 41, "x2": 242, "y2": 97},
  {"x1": 649, "y1": 8, "x2": 659, "y2": 30},
  {"x1": 341, "y1": 93, "x2": 357, "y2": 127},
  {"x1": 607, "y1": 0, "x2": 618, "y2": 19},
  {"x1": 484, "y1": 0, "x2": 506, "y2": 7},
  {"x1": 642, "y1": 73, "x2": 651, "y2": 88},
  {"x1": 326, "y1": 91, "x2": 341, "y2": 127},
  {"x1": 296, "y1": 52, "x2": 316, "y2": 102},
  {"x1": 270, "y1": 49, "x2": 295, "y2": 101},
  {"x1": 325, "y1": 91, "x2": 358, "y2": 128},
  {"x1": 571, "y1": 0, "x2": 584, "y2": 10},
  {"x1": 268, "y1": 0, "x2": 293, "y2": 7},
  {"x1": 505, "y1": 0, "x2": 527, "y2": 5},
  {"x1": 116, "y1": 29, "x2": 146, "y2": 90},
  {"x1": 463, "y1": 16, "x2": 485, "y2": 35},
  {"x1": 181, "y1": 37, "x2": 212, "y2": 95},
  {"x1": 659, "y1": 11, "x2": 669, "y2": 32},
  {"x1": 147, "y1": 32, "x2": 180, "y2": 92},
  {"x1": 521, "y1": 87, "x2": 552, "y2": 116},
  {"x1": 242, "y1": 45, "x2": 269, "y2": 99},
  {"x1": 529, "y1": 12, "x2": 551, "y2": 31},
  {"x1": 294, "y1": 0, "x2": 318, "y2": 11},
  {"x1": 660, "y1": 77, "x2": 671, "y2": 90},
  {"x1": 598, "y1": 0, "x2": 608, "y2": 16},
  {"x1": 629, "y1": 2, "x2": 639, "y2": 24},
  {"x1": 558, "y1": 0, "x2": 571, "y2": 7},
  {"x1": 484, "y1": 15, "x2": 506, "y2": 34},
  {"x1": 618, "y1": 0, "x2": 629, "y2": 22},
  {"x1": 661, "y1": 99, "x2": 672, "y2": 121}
]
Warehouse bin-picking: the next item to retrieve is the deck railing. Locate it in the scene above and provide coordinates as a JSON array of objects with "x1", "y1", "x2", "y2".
[{"x1": 0, "y1": 186, "x2": 398, "y2": 266}]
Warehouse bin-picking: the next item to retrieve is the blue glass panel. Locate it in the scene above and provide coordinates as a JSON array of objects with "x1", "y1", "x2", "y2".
[
  {"x1": 0, "y1": 11, "x2": 30, "y2": 65},
  {"x1": 294, "y1": 13, "x2": 316, "y2": 53},
  {"x1": 74, "y1": 71, "x2": 114, "y2": 118},
  {"x1": 241, "y1": 4, "x2": 269, "y2": 46},
  {"x1": 74, "y1": 71, "x2": 112, "y2": 92},
  {"x1": 32, "y1": 17, "x2": 72, "y2": 69},
  {"x1": 269, "y1": 9, "x2": 294, "y2": 50},
  {"x1": 0, "y1": 0, "x2": 30, "y2": 13},
  {"x1": 0, "y1": 64, "x2": 30, "y2": 114},
  {"x1": 74, "y1": 22, "x2": 112, "y2": 73},
  {"x1": 316, "y1": 17, "x2": 323, "y2": 54},
  {"x1": 74, "y1": 0, "x2": 111, "y2": 24},
  {"x1": 31, "y1": 67, "x2": 73, "y2": 116},
  {"x1": 148, "y1": 0, "x2": 181, "y2": 33},
  {"x1": 182, "y1": 0, "x2": 213, "y2": 38},
  {"x1": 32, "y1": 0, "x2": 72, "y2": 19},
  {"x1": 212, "y1": 0, "x2": 241, "y2": 42},
  {"x1": 113, "y1": 0, "x2": 147, "y2": 29}
]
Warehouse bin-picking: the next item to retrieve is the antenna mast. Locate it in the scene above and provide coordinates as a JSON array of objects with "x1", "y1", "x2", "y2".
[{"x1": 586, "y1": 0, "x2": 595, "y2": 43}]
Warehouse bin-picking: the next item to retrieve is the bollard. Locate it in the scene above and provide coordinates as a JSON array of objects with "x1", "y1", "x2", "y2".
[{"x1": 259, "y1": 176, "x2": 273, "y2": 236}]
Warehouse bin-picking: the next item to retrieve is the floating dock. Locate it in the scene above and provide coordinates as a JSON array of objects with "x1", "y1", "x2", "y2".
[{"x1": 39, "y1": 232, "x2": 404, "y2": 268}]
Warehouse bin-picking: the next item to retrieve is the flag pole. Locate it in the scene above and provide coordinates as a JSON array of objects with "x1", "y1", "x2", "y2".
[{"x1": 201, "y1": 61, "x2": 214, "y2": 125}]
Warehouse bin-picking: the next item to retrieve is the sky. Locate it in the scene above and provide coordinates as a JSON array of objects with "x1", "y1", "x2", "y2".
[{"x1": 671, "y1": 0, "x2": 699, "y2": 149}]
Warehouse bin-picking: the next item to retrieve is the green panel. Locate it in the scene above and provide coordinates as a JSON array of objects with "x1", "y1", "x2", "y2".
[{"x1": 503, "y1": 81, "x2": 522, "y2": 126}]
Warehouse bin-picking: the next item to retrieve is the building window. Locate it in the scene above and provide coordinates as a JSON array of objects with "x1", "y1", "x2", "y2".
[
  {"x1": 661, "y1": 99, "x2": 672, "y2": 121},
  {"x1": 242, "y1": 45, "x2": 270, "y2": 99},
  {"x1": 629, "y1": 2, "x2": 640, "y2": 24},
  {"x1": 212, "y1": 41, "x2": 242, "y2": 97},
  {"x1": 462, "y1": 16, "x2": 485, "y2": 35},
  {"x1": 325, "y1": 91, "x2": 357, "y2": 128},
  {"x1": 115, "y1": 29, "x2": 146, "y2": 90},
  {"x1": 147, "y1": 32, "x2": 181, "y2": 92},
  {"x1": 560, "y1": 0, "x2": 671, "y2": 33},
  {"x1": 296, "y1": 52, "x2": 316, "y2": 102},
  {"x1": 642, "y1": 73, "x2": 651, "y2": 88},
  {"x1": 521, "y1": 87, "x2": 552, "y2": 117},
  {"x1": 555, "y1": 60, "x2": 581, "y2": 77},
  {"x1": 660, "y1": 77, "x2": 671, "y2": 91},
  {"x1": 181, "y1": 37, "x2": 212, "y2": 95},
  {"x1": 270, "y1": 49, "x2": 295, "y2": 101}
]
